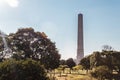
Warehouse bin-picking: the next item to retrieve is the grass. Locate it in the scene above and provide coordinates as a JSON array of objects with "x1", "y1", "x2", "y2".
[
  {"x1": 54, "y1": 74, "x2": 96, "y2": 80},
  {"x1": 48, "y1": 69, "x2": 97, "y2": 80}
]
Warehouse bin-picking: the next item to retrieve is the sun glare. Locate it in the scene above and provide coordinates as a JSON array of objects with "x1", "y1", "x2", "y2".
[
  {"x1": 0, "y1": 0, "x2": 4, "y2": 6},
  {"x1": 0, "y1": 0, "x2": 19, "y2": 7},
  {"x1": 6, "y1": 0, "x2": 19, "y2": 7}
]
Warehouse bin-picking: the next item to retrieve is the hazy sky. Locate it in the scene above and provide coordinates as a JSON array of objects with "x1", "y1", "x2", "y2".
[{"x1": 0, "y1": 0, "x2": 120, "y2": 59}]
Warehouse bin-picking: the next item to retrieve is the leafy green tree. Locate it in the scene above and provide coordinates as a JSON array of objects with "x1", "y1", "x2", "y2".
[
  {"x1": 90, "y1": 51, "x2": 106, "y2": 68},
  {"x1": 91, "y1": 66, "x2": 111, "y2": 80},
  {"x1": 90, "y1": 51, "x2": 113, "y2": 68},
  {"x1": 78, "y1": 47, "x2": 120, "y2": 79},
  {"x1": 73, "y1": 65, "x2": 83, "y2": 74},
  {"x1": 66, "y1": 58, "x2": 76, "y2": 73},
  {"x1": 66, "y1": 58, "x2": 76, "y2": 69},
  {"x1": 90, "y1": 51, "x2": 120, "y2": 70},
  {"x1": 89, "y1": 50, "x2": 120, "y2": 79},
  {"x1": 73, "y1": 65, "x2": 83, "y2": 70},
  {"x1": 80, "y1": 56, "x2": 90, "y2": 72},
  {"x1": 60, "y1": 59, "x2": 66, "y2": 65},
  {"x1": 0, "y1": 59, "x2": 49, "y2": 80},
  {"x1": 111, "y1": 51, "x2": 120, "y2": 74},
  {"x1": 7, "y1": 28, "x2": 60, "y2": 70},
  {"x1": 58, "y1": 65, "x2": 68, "y2": 73}
]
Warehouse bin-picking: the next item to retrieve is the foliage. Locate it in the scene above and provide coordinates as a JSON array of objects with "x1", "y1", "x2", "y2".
[
  {"x1": 0, "y1": 59, "x2": 49, "y2": 80},
  {"x1": 83, "y1": 50, "x2": 120, "y2": 79},
  {"x1": 59, "y1": 59, "x2": 66, "y2": 65},
  {"x1": 91, "y1": 66, "x2": 111, "y2": 80},
  {"x1": 111, "y1": 51, "x2": 120, "y2": 74},
  {"x1": 66, "y1": 58, "x2": 76, "y2": 69},
  {"x1": 80, "y1": 56, "x2": 90, "y2": 70},
  {"x1": 102, "y1": 45, "x2": 114, "y2": 51},
  {"x1": 90, "y1": 52, "x2": 100, "y2": 68},
  {"x1": 73, "y1": 65, "x2": 83, "y2": 74},
  {"x1": 2, "y1": 27, "x2": 61, "y2": 70},
  {"x1": 90, "y1": 51, "x2": 120, "y2": 73},
  {"x1": 58, "y1": 65, "x2": 68, "y2": 73},
  {"x1": 65, "y1": 58, "x2": 76, "y2": 74},
  {"x1": 73, "y1": 65, "x2": 83, "y2": 70}
]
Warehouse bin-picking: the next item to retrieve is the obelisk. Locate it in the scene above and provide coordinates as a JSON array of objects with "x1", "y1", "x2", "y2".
[{"x1": 77, "y1": 13, "x2": 84, "y2": 64}]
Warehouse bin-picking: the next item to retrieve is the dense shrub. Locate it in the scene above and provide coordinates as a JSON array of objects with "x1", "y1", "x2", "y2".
[
  {"x1": 91, "y1": 66, "x2": 111, "y2": 80},
  {"x1": 0, "y1": 59, "x2": 49, "y2": 80}
]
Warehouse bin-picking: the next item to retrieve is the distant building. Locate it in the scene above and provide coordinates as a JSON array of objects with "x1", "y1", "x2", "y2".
[{"x1": 76, "y1": 13, "x2": 84, "y2": 64}]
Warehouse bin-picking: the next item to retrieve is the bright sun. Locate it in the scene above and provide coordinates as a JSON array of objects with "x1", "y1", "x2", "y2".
[{"x1": 0, "y1": 0, "x2": 19, "y2": 7}]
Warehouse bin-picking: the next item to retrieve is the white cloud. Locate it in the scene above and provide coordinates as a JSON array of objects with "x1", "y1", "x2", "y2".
[
  {"x1": 0, "y1": 0, "x2": 19, "y2": 7},
  {"x1": 6, "y1": 0, "x2": 19, "y2": 7}
]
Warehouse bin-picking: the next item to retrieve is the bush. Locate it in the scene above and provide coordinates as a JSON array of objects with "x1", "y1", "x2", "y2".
[
  {"x1": 0, "y1": 59, "x2": 49, "y2": 80},
  {"x1": 91, "y1": 66, "x2": 111, "y2": 80}
]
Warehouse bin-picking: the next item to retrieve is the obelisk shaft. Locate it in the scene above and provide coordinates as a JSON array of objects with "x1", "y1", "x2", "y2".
[{"x1": 77, "y1": 13, "x2": 84, "y2": 64}]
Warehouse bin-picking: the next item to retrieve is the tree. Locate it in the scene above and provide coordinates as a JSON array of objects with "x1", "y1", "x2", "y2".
[
  {"x1": 73, "y1": 65, "x2": 83, "y2": 74},
  {"x1": 90, "y1": 51, "x2": 104, "y2": 68},
  {"x1": 66, "y1": 58, "x2": 76, "y2": 73},
  {"x1": 59, "y1": 59, "x2": 68, "y2": 73},
  {"x1": 78, "y1": 48, "x2": 120, "y2": 79},
  {"x1": 111, "y1": 51, "x2": 120, "y2": 74},
  {"x1": 90, "y1": 51, "x2": 119, "y2": 70},
  {"x1": 7, "y1": 28, "x2": 60, "y2": 70},
  {"x1": 58, "y1": 65, "x2": 68, "y2": 73},
  {"x1": 102, "y1": 45, "x2": 114, "y2": 51},
  {"x1": 66, "y1": 58, "x2": 76, "y2": 69},
  {"x1": 91, "y1": 66, "x2": 111, "y2": 80},
  {"x1": 80, "y1": 56, "x2": 90, "y2": 72},
  {"x1": 0, "y1": 59, "x2": 49, "y2": 80},
  {"x1": 60, "y1": 59, "x2": 66, "y2": 65},
  {"x1": 89, "y1": 50, "x2": 120, "y2": 79}
]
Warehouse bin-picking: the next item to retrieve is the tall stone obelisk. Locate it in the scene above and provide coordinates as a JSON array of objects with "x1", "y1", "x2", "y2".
[{"x1": 77, "y1": 13, "x2": 84, "y2": 64}]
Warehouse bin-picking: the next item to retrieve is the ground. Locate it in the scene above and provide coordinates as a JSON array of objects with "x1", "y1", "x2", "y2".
[
  {"x1": 48, "y1": 69, "x2": 97, "y2": 80},
  {"x1": 55, "y1": 74, "x2": 95, "y2": 80}
]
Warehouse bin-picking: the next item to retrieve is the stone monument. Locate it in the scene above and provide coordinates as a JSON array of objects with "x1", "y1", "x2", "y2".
[{"x1": 77, "y1": 13, "x2": 84, "y2": 64}]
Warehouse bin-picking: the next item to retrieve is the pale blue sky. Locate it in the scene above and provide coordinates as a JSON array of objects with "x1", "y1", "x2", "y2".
[{"x1": 0, "y1": 0, "x2": 120, "y2": 59}]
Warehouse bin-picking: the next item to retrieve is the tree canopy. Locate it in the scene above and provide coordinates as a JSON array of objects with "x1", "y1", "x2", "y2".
[
  {"x1": 0, "y1": 28, "x2": 61, "y2": 70},
  {"x1": 80, "y1": 55, "x2": 90, "y2": 70},
  {"x1": 0, "y1": 59, "x2": 49, "y2": 80},
  {"x1": 79, "y1": 50, "x2": 120, "y2": 79},
  {"x1": 66, "y1": 58, "x2": 76, "y2": 69},
  {"x1": 91, "y1": 65, "x2": 111, "y2": 80}
]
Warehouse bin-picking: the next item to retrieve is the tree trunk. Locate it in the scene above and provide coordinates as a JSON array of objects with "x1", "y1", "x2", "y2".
[
  {"x1": 53, "y1": 69, "x2": 55, "y2": 76},
  {"x1": 69, "y1": 69, "x2": 71, "y2": 74}
]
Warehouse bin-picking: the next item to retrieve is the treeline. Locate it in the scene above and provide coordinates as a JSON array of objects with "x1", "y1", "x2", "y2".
[
  {"x1": 79, "y1": 47, "x2": 120, "y2": 80},
  {"x1": 0, "y1": 28, "x2": 61, "y2": 80}
]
